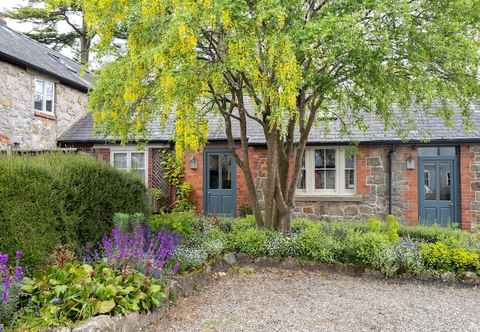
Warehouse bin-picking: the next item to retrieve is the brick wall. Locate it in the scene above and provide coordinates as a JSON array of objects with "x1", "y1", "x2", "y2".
[
  {"x1": 183, "y1": 145, "x2": 265, "y2": 215},
  {"x1": 182, "y1": 143, "x2": 479, "y2": 229},
  {"x1": 459, "y1": 144, "x2": 480, "y2": 231}
]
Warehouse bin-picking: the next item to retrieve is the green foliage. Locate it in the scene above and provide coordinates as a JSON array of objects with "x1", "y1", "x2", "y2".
[
  {"x1": 85, "y1": 0, "x2": 480, "y2": 164},
  {"x1": 160, "y1": 151, "x2": 193, "y2": 212},
  {"x1": 113, "y1": 212, "x2": 146, "y2": 232},
  {"x1": 0, "y1": 154, "x2": 149, "y2": 269},
  {"x1": 420, "y1": 242, "x2": 480, "y2": 274},
  {"x1": 341, "y1": 231, "x2": 392, "y2": 267},
  {"x1": 5, "y1": 0, "x2": 93, "y2": 65},
  {"x1": 150, "y1": 211, "x2": 200, "y2": 239},
  {"x1": 16, "y1": 263, "x2": 166, "y2": 329},
  {"x1": 295, "y1": 223, "x2": 339, "y2": 263},
  {"x1": 385, "y1": 215, "x2": 400, "y2": 242},
  {"x1": 399, "y1": 224, "x2": 479, "y2": 248},
  {"x1": 0, "y1": 282, "x2": 22, "y2": 328},
  {"x1": 227, "y1": 227, "x2": 268, "y2": 257},
  {"x1": 367, "y1": 217, "x2": 383, "y2": 233}
]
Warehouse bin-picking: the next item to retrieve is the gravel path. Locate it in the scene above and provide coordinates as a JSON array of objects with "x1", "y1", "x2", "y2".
[{"x1": 153, "y1": 267, "x2": 480, "y2": 332}]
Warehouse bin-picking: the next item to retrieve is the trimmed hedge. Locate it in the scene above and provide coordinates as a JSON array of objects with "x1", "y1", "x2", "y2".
[{"x1": 0, "y1": 153, "x2": 149, "y2": 269}]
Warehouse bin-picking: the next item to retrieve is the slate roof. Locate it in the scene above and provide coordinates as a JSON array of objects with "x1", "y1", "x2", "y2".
[
  {"x1": 0, "y1": 24, "x2": 91, "y2": 92},
  {"x1": 58, "y1": 99, "x2": 480, "y2": 145}
]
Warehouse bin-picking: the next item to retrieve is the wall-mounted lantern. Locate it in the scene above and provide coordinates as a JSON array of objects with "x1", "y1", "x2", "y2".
[
  {"x1": 406, "y1": 157, "x2": 416, "y2": 170},
  {"x1": 189, "y1": 155, "x2": 198, "y2": 169}
]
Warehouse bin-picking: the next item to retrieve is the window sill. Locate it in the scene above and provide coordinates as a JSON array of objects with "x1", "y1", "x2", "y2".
[
  {"x1": 34, "y1": 111, "x2": 56, "y2": 121},
  {"x1": 295, "y1": 194, "x2": 363, "y2": 202}
]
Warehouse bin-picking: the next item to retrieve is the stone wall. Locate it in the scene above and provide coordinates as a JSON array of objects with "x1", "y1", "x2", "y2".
[
  {"x1": 391, "y1": 146, "x2": 418, "y2": 225},
  {"x1": 0, "y1": 61, "x2": 88, "y2": 150},
  {"x1": 290, "y1": 145, "x2": 390, "y2": 221}
]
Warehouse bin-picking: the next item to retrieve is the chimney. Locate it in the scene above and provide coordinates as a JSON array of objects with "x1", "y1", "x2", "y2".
[{"x1": 0, "y1": 17, "x2": 7, "y2": 27}]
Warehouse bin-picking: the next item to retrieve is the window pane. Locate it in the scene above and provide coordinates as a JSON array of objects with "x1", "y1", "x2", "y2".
[
  {"x1": 315, "y1": 170, "x2": 324, "y2": 189},
  {"x1": 45, "y1": 82, "x2": 54, "y2": 113},
  {"x1": 297, "y1": 154, "x2": 306, "y2": 190},
  {"x1": 208, "y1": 155, "x2": 219, "y2": 189},
  {"x1": 424, "y1": 164, "x2": 436, "y2": 200},
  {"x1": 221, "y1": 154, "x2": 232, "y2": 189},
  {"x1": 326, "y1": 170, "x2": 336, "y2": 189},
  {"x1": 297, "y1": 169, "x2": 306, "y2": 189},
  {"x1": 131, "y1": 153, "x2": 145, "y2": 169},
  {"x1": 345, "y1": 170, "x2": 355, "y2": 190},
  {"x1": 315, "y1": 150, "x2": 324, "y2": 168},
  {"x1": 113, "y1": 153, "x2": 128, "y2": 169},
  {"x1": 439, "y1": 163, "x2": 452, "y2": 201},
  {"x1": 418, "y1": 147, "x2": 438, "y2": 156},
  {"x1": 439, "y1": 147, "x2": 455, "y2": 156},
  {"x1": 34, "y1": 80, "x2": 44, "y2": 111},
  {"x1": 345, "y1": 154, "x2": 355, "y2": 169},
  {"x1": 325, "y1": 149, "x2": 336, "y2": 168}
]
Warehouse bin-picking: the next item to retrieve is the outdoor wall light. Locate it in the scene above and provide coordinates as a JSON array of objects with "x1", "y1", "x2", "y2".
[
  {"x1": 406, "y1": 157, "x2": 416, "y2": 170},
  {"x1": 190, "y1": 156, "x2": 198, "y2": 169}
]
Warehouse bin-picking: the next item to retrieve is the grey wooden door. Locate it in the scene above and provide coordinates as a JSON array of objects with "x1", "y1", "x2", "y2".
[
  {"x1": 418, "y1": 157, "x2": 457, "y2": 226},
  {"x1": 204, "y1": 151, "x2": 236, "y2": 217}
]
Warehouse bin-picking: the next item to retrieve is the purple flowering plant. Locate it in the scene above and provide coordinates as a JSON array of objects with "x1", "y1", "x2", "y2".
[
  {"x1": 0, "y1": 250, "x2": 24, "y2": 305},
  {"x1": 87, "y1": 224, "x2": 181, "y2": 278}
]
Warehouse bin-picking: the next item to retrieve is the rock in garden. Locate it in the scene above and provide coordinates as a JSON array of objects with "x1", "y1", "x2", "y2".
[
  {"x1": 440, "y1": 272, "x2": 456, "y2": 283},
  {"x1": 462, "y1": 272, "x2": 480, "y2": 286},
  {"x1": 71, "y1": 315, "x2": 115, "y2": 332},
  {"x1": 223, "y1": 253, "x2": 237, "y2": 265}
]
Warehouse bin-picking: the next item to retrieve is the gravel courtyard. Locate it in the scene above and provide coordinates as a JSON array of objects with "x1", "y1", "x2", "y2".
[{"x1": 153, "y1": 267, "x2": 480, "y2": 332}]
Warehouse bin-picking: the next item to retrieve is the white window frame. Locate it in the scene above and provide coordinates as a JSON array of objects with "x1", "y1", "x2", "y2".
[
  {"x1": 110, "y1": 147, "x2": 148, "y2": 186},
  {"x1": 296, "y1": 146, "x2": 356, "y2": 196},
  {"x1": 34, "y1": 78, "x2": 55, "y2": 115}
]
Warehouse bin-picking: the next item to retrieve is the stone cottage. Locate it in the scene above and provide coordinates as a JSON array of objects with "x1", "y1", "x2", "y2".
[
  {"x1": 59, "y1": 95, "x2": 480, "y2": 230},
  {"x1": 0, "y1": 21, "x2": 91, "y2": 150}
]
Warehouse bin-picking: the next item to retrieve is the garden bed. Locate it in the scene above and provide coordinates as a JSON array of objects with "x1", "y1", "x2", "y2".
[{"x1": 2, "y1": 212, "x2": 479, "y2": 331}]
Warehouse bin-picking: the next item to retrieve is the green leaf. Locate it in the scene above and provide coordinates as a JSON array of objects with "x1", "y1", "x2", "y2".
[{"x1": 95, "y1": 300, "x2": 116, "y2": 314}]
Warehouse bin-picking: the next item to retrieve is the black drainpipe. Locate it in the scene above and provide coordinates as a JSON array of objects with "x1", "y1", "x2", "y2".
[{"x1": 388, "y1": 145, "x2": 395, "y2": 215}]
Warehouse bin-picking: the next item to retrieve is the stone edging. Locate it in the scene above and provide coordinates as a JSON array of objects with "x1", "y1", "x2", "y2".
[{"x1": 47, "y1": 254, "x2": 480, "y2": 331}]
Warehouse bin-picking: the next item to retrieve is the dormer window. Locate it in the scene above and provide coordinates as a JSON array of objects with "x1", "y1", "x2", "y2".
[{"x1": 34, "y1": 79, "x2": 55, "y2": 114}]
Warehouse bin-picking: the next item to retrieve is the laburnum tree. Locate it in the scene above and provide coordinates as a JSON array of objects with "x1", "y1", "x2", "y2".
[{"x1": 84, "y1": 0, "x2": 480, "y2": 231}]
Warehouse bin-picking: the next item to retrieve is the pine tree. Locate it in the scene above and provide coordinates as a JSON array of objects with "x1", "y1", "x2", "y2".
[{"x1": 4, "y1": 0, "x2": 91, "y2": 65}]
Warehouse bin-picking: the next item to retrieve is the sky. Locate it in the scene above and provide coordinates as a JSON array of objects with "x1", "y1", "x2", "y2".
[{"x1": 0, "y1": 0, "x2": 76, "y2": 59}]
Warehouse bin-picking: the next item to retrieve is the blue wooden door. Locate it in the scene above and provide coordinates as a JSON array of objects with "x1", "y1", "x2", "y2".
[
  {"x1": 418, "y1": 157, "x2": 456, "y2": 226},
  {"x1": 204, "y1": 151, "x2": 236, "y2": 217}
]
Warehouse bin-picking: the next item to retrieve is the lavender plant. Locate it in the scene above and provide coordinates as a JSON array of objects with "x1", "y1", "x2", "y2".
[
  {"x1": 88, "y1": 225, "x2": 180, "y2": 278},
  {"x1": 0, "y1": 251, "x2": 24, "y2": 327}
]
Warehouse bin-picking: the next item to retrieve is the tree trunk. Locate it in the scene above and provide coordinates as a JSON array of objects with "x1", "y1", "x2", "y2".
[{"x1": 79, "y1": 17, "x2": 91, "y2": 66}]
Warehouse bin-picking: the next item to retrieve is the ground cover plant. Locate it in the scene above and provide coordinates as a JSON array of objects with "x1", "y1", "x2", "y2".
[
  {"x1": 150, "y1": 213, "x2": 480, "y2": 279},
  {"x1": 1, "y1": 214, "x2": 178, "y2": 331}
]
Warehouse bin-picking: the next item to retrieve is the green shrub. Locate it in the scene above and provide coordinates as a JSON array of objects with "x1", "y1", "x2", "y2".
[
  {"x1": 295, "y1": 224, "x2": 339, "y2": 263},
  {"x1": 341, "y1": 231, "x2": 391, "y2": 266},
  {"x1": 399, "y1": 224, "x2": 477, "y2": 248},
  {"x1": 149, "y1": 211, "x2": 200, "y2": 239},
  {"x1": 16, "y1": 263, "x2": 166, "y2": 329},
  {"x1": 0, "y1": 154, "x2": 149, "y2": 269},
  {"x1": 367, "y1": 217, "x2": 382, "y2": 233},
  {"x1": 420, "y1": 242, "x2": 480, "y2": 274},
  {"x1": 385, "y1": 215, "x2": 400, "y2": 242},
  {"x1": 227, "y1": 227, "x2": 268, "y2": 257}
]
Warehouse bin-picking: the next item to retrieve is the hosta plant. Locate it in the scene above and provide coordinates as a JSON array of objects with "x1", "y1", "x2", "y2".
[{"x1": 16, "y1": 263, "x2": 167, "y2": 329}]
